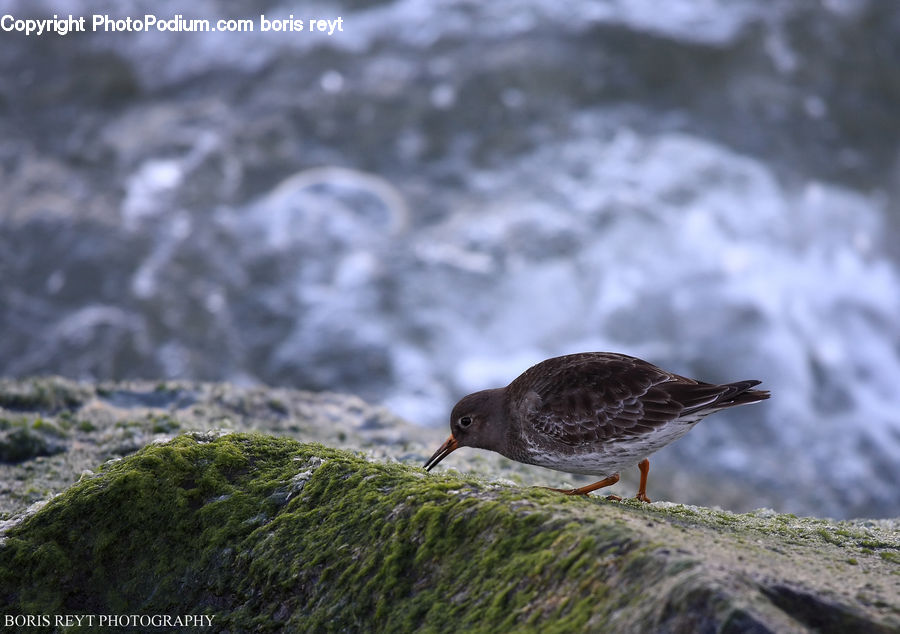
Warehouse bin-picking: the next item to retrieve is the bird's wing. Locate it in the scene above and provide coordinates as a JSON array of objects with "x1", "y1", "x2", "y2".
[{"x1": 509, "y1": 353, "x2": 735, "y2": 447}]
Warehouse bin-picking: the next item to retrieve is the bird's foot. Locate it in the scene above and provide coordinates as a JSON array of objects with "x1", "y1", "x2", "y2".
[
  {"x1": 634, "y1": 492, "x2": 651, "y2": 503},
  {"x1": 539, "y1": 473, "x2": 621, "y2": 497},
  {"x1": 539, "y1": 486, "x2": 589, "y2": 496},
  {"x1": 605, "y1": 494, "x2": 622, "y2": 501}
]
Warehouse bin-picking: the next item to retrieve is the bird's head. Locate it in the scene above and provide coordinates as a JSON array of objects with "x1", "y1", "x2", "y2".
[{"x1": 424, "y1": 389, "x2": 505, "y2": 471}]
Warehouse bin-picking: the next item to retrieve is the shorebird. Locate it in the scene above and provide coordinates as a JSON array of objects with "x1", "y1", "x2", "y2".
[{"x1": 424, "y1": 352, "x2": 769, "y2": 501}]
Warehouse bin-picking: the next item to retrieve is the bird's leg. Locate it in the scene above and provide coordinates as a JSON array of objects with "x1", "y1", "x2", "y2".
[
  {"x1": 543, "y1": 473, "x2": 620, "y2": 496},
  {"x1": 635, "y1": 458, "x2": 651, "y2": 503}
]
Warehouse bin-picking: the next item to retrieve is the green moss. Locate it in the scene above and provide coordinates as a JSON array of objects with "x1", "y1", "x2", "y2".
[
  {"x1": 817, "y1": 527, "x2": 844, "y2": 546},
  {"x1": 266, "y1": 399, "x2": 288, "y2": 415},
  {"x1": 0, "y1": 424, "x2": 64, "y2": 464},
  {"x1": 0, "y1": 433, "x2": 896, "y2": 632},
  {"x1": 151, "y1": 415, "x2": 180, "y2": 434},
  {"x1": 31, "y1": 417, "x2": 66, "y2": 437},
  {"x1": 0, "y1": 378, "x2": 88, "y2": 413},
  {"x1": 0, "y1": 434, "x2": 658, "y2": 631},
  {"x1": 880, "y1": 551, "x2": 900, "y2": 564}
]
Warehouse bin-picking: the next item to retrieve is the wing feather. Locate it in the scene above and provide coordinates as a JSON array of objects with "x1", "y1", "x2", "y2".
[{"x1": 507, "y1": 353, "x2": 767, "y2": 447}]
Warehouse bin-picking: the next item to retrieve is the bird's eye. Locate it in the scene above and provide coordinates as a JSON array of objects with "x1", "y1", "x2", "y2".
[{"x1": 459, "y1": 415, "x2": 473, "y2": 429}]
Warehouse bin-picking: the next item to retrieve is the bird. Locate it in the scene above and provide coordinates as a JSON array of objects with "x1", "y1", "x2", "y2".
[{"x1": 424, "y1": 352, "x2": 769, "y2": 501}]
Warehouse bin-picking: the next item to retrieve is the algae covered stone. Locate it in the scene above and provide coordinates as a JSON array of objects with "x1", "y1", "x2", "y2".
[
  {"x1": 0, "y1": 432, "x2": 897, "y2": 632},
  {"x1": 0, "y1": 419, "x2": 67, "y2": 464},
  {"x1": 0, "y1": 377, "x2": 439, "y2": 519}
]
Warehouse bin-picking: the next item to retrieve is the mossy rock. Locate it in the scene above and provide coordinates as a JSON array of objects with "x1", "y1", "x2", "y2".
[
  {"x1": 0, "y1": 433, "x2": 897, "y2": 632},
  {"x1": 0, "y1": 418, "x2": 67, "y2": 464},
  {"x1": 0, "y1": 378, "x2": 89, "y2": 414},
  {"x1": 0, "y1": 377, "x2": 439, "y2": 519}
]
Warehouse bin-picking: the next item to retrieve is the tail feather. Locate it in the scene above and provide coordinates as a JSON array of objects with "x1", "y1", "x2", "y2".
[
  {"x1": 718, "y1": 380, "x2": 770, "y2": 407},
  {"x1": 668, "y1": 379, "x2": 770, "y2": 416}
]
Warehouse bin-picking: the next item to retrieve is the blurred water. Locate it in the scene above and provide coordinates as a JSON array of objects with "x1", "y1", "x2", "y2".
[{"x1": 1, "y1": 0, "x2": 899, "y2": 517}]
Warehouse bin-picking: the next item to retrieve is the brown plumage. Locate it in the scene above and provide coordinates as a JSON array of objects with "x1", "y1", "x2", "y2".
[{"x1": 424, "y1": 352, "x2": 769, "y2": 501}]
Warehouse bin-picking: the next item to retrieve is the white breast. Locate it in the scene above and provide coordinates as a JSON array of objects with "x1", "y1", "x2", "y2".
[{"x1": 519, "y1": 414, "x2": 705, "y2": 476}]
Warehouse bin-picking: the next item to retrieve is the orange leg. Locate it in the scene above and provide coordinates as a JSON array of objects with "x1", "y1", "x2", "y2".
[
  {"x1": 635, "y1": 458, "x2": 651, "y2": 503},
  {"x1": 543, "y1": 473, "x2": 620, "y2": 496}
]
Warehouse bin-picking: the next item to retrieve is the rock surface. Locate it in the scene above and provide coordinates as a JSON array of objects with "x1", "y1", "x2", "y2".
[
  {"x1": 0, "y1": 376, "x2": 442, "y2": 519},
  {"x1": 0, "y1": 379, "x2": 898, "y2": 631},
  {"x1": 1, "y1": 433, "x2": 898, "y2": 632}
]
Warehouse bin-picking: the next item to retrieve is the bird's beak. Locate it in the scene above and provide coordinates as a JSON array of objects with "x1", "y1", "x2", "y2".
[{"x1": 424, "y1": 435, "x2": 458, "y2": 471}]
